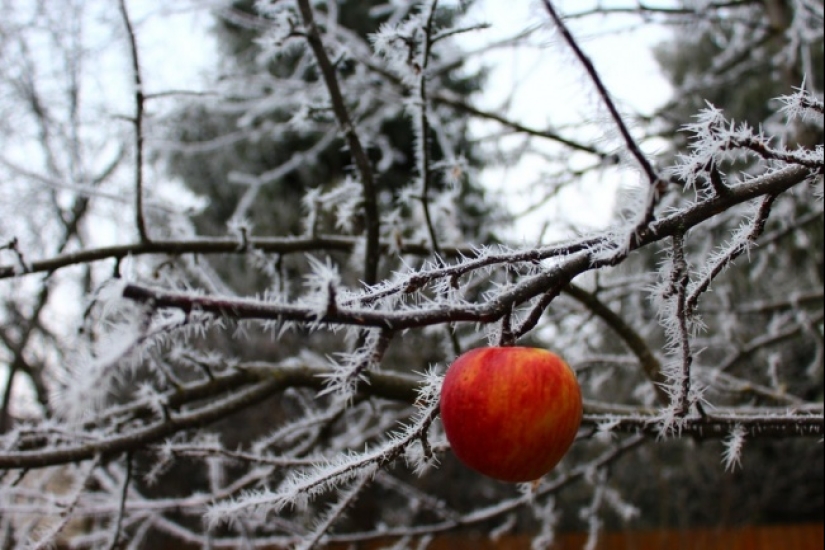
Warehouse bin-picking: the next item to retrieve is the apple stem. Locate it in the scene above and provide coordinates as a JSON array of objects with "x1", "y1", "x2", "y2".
[
  {"x1": 498, "y1": 309, "x2": 516, "y2": 347},
  {"x1": 420, "y1": 405, "x2": 439, "y2": 461}
]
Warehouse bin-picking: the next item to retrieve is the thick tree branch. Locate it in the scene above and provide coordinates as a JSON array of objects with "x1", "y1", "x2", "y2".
[
  {"x1": 1, "y1": 362, "x2": 820, "y2": 470},
  {"x1": 121, "y1": 165, "x2": 816, "y2": 333}
]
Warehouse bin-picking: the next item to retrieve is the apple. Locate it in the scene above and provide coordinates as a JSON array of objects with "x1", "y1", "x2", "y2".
[{"x1": 439, "y1": 347, "x2": 582, "y2": 483}]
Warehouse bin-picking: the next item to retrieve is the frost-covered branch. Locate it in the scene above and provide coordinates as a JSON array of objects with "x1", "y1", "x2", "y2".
[
  {"x1": 687, "y1": 194, "x2": 778, "y2": 315},
  {"x1": 296, "y1": 0, "x2": 381, "y2": 285},
  {"x1": 541, "y1": 0, "x2": 660, "y2": 192},
  {"x1": 0, "y1": 236, "x2": 472, "y2": 280},
  {"x1": 117, "y1": 0, "x2": 149, "y2": 243},
  {"x1": 121, "y1": 163, "x2": 816, "y2": 331},
  {"x1": 1, "y1": 359, "x2": 820, "y2": 470},
  {"x1": 104, "y1": 453, "x2": 132, "y2": 550}
]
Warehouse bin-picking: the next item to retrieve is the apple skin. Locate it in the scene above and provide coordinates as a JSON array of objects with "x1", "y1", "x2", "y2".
[{"x1": 439, "y1": 347, "x2": 582, "y2": 483}]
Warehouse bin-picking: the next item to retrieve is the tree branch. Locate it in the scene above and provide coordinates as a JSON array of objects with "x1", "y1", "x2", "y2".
[
  {"x1": 563, "y1": 283, "x2": 668, "y2": 404},
  {"x1": 1, "y1": 362, "x2": 820, "y2": 470},
  {"x1": 0, "y1": 236, "x2": 470, "y2": 280},
  {"x1": 121, "y1": 165, "x2": 816, "y2": 334},
  {"x1": 433, "y1": 91, "x2": 608, "y2": 158},
  {"x1": 118, "y1": 0, "x2": 149, "y2": 242},
  {"x1": 540, "y1": 1, "x2": 660, "y2": 190},
  {"x1": 296, "y1": 0, "x2": 380, "y2": 285},
  {"x1": 418, "y1": 0, "x2": 443, "y2": 261},
  {"x1": 565, "y1": 0, "x2": 758, "y2": 19}
]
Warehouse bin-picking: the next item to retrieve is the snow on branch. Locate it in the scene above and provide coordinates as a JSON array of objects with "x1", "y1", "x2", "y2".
[
  {"x1": 686, "y1": 194, "x2": 778, "y2": 315},
  {"x1": 205, "y1": 372, "x2": 440, "y2": 530},
  {"x1": 779, "y1": 86, "x2": 825, "y2": 125},
  {"x1": 670, "y1": 95, "x2": 824, "y2": 195}
]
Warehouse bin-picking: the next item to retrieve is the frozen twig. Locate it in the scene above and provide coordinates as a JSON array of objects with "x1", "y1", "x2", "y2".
[
  {"x1": 27, "y1": 456, "x2": 100, "y2": 549},
  {"x1": 296, "y1": 0, "x2": 381, "y2": 285},
  {"x1": 296, "y1": 466, "x2": 375, "y2": 550},
  {"x1": 0, "y1": 359, "x2": 820, "y2": 471},
  {"x1": 104, "y1": 453, "x2": 132, "y2": 550},
  {"x1": 117, "y1": 0, "x2": 149, "y2": 242},
  {"x1": 721, "y1": 423, "x2": 747, "y2": 471},
  {"x1": 541, "y1": 0, "x2": 662, "y2": 226},
  {"x1": 687, "y1": 194, "x2": 778, "y2": 315},
  {"x1": 670, "y1": 232, "x2": 693, "y2": 417}
]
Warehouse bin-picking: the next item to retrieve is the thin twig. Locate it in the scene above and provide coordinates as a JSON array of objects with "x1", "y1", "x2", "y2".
[
  {"x1": 512, "y1": 283, "x2": 566, "y2": 340},
  {"x1": 701, "y1": 289, "x2": 823, "y2": 314},
  {"x1": 718, "y1": 310, "x2": 825, "y2": 373},
  {"x1": 686, "y1": 194, "x2": 778, "y2": 315},
  {"x1": 297, "y1": 468, "x2": 374, "y2": 550},
  {"x1": 118, "y1": 0, "x2": 149, "y2": 242},
  {"x1": 0, "y1": 236, "x2": 469, "y2": 280},
  {"x1": 2, "y1": 166, "x2": 812, "y2": 285},
  {"x1": 540, "y1": 1, "x2": 659, "y2": 189},
  {"x1": 28, "y1": 456, "x2": 101, "y2": 550},
  {"x1": 418, "y1": 0, "x2": 443, "y2": 260},
  {"x1": 414, "y1": 0, "x2": 463, "y2": 357},
  {"x1": 670, "y1": 232, "x2": 693, "y2": 416},
  {"x1": 565, "y1": 0, "x2": 756, "y2": 19},
  {"x1": 436, "y1": 91, "x2": 608, "y2": 155},
  {"x1": 104, "y1": 453, "x2": 132, "y2": 550}
]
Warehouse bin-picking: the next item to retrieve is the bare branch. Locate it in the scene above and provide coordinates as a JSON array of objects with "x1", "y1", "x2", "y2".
[
  {"x1": 565, "y1": 0, "x2": 758, "y2": 20},
  {"x1": 418, "y1": 0, "x2": 444, "y2": 260},
  {"x1": 117, "y1": 0, "x2": 149, "y2": 242},
  {"x1": 104, "y1": 454, "x2": 132, "y2": 550},
  {"x1": 540, "y1": 1, "x2": 660, "y2": 192}
]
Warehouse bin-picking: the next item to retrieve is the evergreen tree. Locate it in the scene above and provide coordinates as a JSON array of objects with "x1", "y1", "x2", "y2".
[{"x1": 165, "y1": 0, "x2": 489, "y2": 245}]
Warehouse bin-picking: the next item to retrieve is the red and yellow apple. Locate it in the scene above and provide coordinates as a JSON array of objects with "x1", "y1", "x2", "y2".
[{"x1": 439, "y1": 347, "x2": 582, "y2": 483}]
